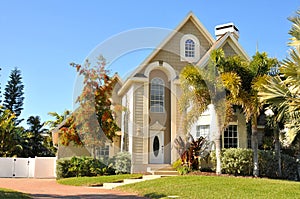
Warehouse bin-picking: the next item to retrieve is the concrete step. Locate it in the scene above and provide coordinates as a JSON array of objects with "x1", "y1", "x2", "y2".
[{"x1": 153, "y1": 170, "x2": 179, "y2": 176}]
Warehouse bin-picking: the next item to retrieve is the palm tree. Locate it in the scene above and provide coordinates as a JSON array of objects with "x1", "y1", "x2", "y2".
[
  {"x1": 46, "y1": 110, "x2": 72, "y2": 130},
  {"x1": 179, "y1": 49, "x2": 242, "y2": 174},
  {"x1": 231, "y1": 52, "x2": 278, "y2": 177},
  {"x1": 259, "y1": 9, "x2": 300, "y2": 145}
]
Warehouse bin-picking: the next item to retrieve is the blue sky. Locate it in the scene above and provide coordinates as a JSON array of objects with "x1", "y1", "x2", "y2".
[{"x1": 0, "y1": 0, "x2": 299, "y2": 126}]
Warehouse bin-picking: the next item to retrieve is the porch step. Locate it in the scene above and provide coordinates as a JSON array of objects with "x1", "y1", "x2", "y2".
[
  {"x1": 153, "y1": 170, "x2": 179, "y2": 176},
  {"x1": 147, "y1": 164, "x2": 179, "y2": 176}
]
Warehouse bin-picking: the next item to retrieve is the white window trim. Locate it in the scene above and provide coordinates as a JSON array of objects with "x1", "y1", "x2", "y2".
[
  {"x1": 150, "y1": 77, "x2": 165, "y2": 113},
  {"x1": 196, "y1": 125, "x2": 210, "y2": 139},
  {"x1": 180, "y1": 34, "x2": 200, "y2": 63},
  {"x1": 223, "y1": 124, "x2": 239, "y2": 148}
]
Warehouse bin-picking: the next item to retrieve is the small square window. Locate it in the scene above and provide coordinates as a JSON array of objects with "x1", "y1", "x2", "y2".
[{"x1": 196, "y1": 125, "x2": 210, "y2": 138}]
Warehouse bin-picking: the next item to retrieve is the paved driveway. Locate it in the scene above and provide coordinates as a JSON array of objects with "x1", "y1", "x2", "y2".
[{"x1": 0, "y1": 178, "x2": 148, "y2": 199}]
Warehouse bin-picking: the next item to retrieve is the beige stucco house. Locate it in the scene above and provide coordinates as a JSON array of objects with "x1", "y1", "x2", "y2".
[
  {"x1": 112, "y1": 12, "x2": 255, "y2": 173},
  {"x1": 54, "y1": 12, "x2": 267, "y2": 173}
]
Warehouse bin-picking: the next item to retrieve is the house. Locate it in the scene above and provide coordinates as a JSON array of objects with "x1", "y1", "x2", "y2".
[
  {"x1": 114, "y1": 12, "x2": 254, "y2": 173},
  {"x1": 54, "y1": 12, "x2": 266, "y2": 173}
]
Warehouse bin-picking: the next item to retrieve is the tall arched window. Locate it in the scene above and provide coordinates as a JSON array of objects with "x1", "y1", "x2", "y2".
[
  {"x1": 185, "y1": 39, "x2": 195, "y2": 57},
  {"x1": 150, "y1": 78, "x2": 165, "y2": 112}
]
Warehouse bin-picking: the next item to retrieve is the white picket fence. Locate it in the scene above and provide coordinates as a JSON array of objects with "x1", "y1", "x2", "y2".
[{"x1": 0, "y1": 157, "x2": 57, "y2": 178}]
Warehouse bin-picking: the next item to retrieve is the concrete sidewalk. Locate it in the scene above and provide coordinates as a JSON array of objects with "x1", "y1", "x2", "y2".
[{"x1": 0, "y1": 178, "x2": 148, "y2": 199}]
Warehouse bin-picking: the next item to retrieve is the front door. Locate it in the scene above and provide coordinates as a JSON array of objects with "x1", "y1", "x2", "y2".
[{"x1": 150, "y1": 131, "x2": 164, "y2": 164}]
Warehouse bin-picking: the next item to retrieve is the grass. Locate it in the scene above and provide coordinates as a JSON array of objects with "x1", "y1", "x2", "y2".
[
  {"x1": 57, "y1": 174, "x2": 143, "y2": 186},
  {"x1": 117, "y1": 175, "x2": 300, "y2": 199},
  {"x1": 0, "y1": 188, "x2": 31, "y2": 199}
]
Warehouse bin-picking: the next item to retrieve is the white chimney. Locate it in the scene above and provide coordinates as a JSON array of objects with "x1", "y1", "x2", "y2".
[{"x1": 215, "y1": 22, "x2": 239, "y2": 40}]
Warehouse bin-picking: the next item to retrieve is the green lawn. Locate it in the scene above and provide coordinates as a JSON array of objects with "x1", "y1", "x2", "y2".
[
  {"x1": 0, "y1": 188, "x2": 31, "y2": 199},
  {"x1": 57, "y1": 174, "x2": 143, "y2": 186},
  {"x1": 117, "y1": 175, "x2": 300, "y2": 199}
]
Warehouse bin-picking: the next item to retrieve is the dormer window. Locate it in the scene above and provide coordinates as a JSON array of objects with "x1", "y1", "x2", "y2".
[
  {"x1": 185, "y1": 39, "x2": 195, "y2": 57},
  {"x1": 180, "y1": 34, "x2": 200, "y2": 63}
]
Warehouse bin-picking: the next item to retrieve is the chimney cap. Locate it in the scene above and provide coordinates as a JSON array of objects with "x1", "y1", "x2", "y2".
[{"x1": 215, "y1": 22, "x2": 239, "y2": 40}]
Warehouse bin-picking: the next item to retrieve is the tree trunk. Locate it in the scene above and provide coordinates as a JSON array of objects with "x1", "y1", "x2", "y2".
[
  {"x1": 274, "y1": 126, "x2": 282, "y2": 178},
  {"x1": 252, "y1": 124, "x2": 259, "y2": 177},
  {"x1": 211, "y1": 104, "x2": 222, "y2": 175},
  {"x1": 215, "y1": 135, "x2": 222, "y2": 175}
]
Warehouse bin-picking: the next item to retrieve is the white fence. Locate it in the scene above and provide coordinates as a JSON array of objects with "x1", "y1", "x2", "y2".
[{"x1": 0, "y1": 157, "x2": 56, "y2": 178}]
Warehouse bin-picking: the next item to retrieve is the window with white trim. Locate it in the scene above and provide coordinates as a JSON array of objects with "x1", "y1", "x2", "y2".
[
  {"x1": 150, "y1": 78, "x2": 165, "y2": 112},
  {"x1": 196, "y1": 125, "x2": 210, "y2": 138},
  {"x1": 185, "y1": 39, "x2": 195, "y2": 57},
  {"x1": 180, "y1": 34, "x2": 200, "y2": 62},
  {"x1": 96, "y1": 145, "x2": 109, "y2": 159},
  {"x1": 223, "y1": 125, "x2": 238, "y2": 148}
]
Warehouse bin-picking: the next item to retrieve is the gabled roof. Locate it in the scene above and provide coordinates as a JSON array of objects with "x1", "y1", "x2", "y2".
[
  {"x1": 120, "y1": 12, "x2": 215, "y2": 83},
  {"x1": 117, "y1": 12, "x2": 250, "y2": 96},
  {"x1": 196, "y1": 31, "x2": 250, "y2": 67}
]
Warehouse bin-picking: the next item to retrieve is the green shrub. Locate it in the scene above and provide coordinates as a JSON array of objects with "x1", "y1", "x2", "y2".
[
  {"x1": 259, "y1": 151, "x2": 298, "y2": 180},
  {"x1": 56, "y1": 158, "x2": 72, "y2": 178},
  {"x1": 172, "y1": 158, "x2": 192, "y2": 175},
  {"x1": 210, "y1": 148, "x2": 299, "y2": 180},
  {"x1": 113, "y1": 152, "x2": 131, "y2": 174},
  {"x1": 210, "y1": 148, "x2": 253, "y2": 176},
  {"x1": 177, "y1": 166, "x2": 191, "y2": 175},
  {"x1": 56, "y1": 156, "x2": 115, "y2": 178},
  {"x1": 222, "y1": 148, "x2": 253, "y2": 176},
  {"x1": 172, "y1": 158, "x2": 182, "y2": 170}
]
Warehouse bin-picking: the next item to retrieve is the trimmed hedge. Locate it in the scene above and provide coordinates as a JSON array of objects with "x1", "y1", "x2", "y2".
[
  {"x1": 210, "y1": 148, "x2": 299, "y2": 180},
  {"x1": 56, "y1": 156, "x2": 115, "y2": 178},
  {"x1": 56, "y1": 152, "x2": 132, "y2": 178}
]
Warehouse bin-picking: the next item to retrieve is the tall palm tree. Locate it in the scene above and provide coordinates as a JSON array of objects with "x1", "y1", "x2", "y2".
[
  {"x1": 180, "y1": 49, "x2": 241, "y2": 174},
  {"x1": 259, "y1": 9, "x2": 300, "y2": 144},
  {"x1": 231, "y1": 52, "x2": 278, "y2": 177}
]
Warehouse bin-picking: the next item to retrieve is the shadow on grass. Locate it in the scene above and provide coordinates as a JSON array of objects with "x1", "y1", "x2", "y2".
[
  {"x1": 144, "y1": 192, "x2": 167, "y2": 199},
  {"x1": 0, "y1": 190, "x2": 31, "y2": 199}
]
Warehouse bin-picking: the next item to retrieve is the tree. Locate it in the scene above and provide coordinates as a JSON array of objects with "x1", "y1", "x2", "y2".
[
  {"x1": 3, "y1": 68, "x2": 25, "y2": 125},
  {"x1": 21, "y1": 116, "x2": 55, "y2": 157},
  {"x1": 65, "y1": 56, "x2": 120, "y2": 158},
  {"x1": 179, "y1": 49, "x2": 242, "y2": 174},
  {"x1": 259, "y1": 9, "x2": 300, "y2": 145},
  {"x1": 0, "y1": 67, "x2": 2, "y2": 104},
  {"x1": 0, "y1": 108, "x2": 22, "y2": 157},
  {"x1": 46, "y1": 110, "x2": 72, "y2": 131},
  {"x1": 232, "y1": 52, "x2": 278, "y2": 177}
]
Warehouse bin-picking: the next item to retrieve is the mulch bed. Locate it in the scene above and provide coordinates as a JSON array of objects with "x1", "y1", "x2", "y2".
[{"x1": 187, "y1": 171, "x2": 254, "y2": 178}]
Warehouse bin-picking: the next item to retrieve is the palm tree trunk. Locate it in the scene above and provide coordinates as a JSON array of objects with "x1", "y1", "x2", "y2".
[
  {"x1": 274, "y1": 126, "x2": 282, "y2": 178},
  {"x1": 252, "y1": 124, "x2": 259, "y2": 177},
  {"x1": 215, "y1": 135, "x2": 222, "y2": 175},
  {"x1": 214, "y1": 106, "x2": 223, "y2": 175}
]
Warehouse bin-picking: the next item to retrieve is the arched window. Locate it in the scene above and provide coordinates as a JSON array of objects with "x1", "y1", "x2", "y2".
[
  {"x1": 180, "y1": 34, "x2": 200, "y2": 62},
  {"x1": 185, "y1": 39, "x2": 195, "y2": 57},
  {"x1": 150, "y1": 78, "x2": 165, "y2": 112}
]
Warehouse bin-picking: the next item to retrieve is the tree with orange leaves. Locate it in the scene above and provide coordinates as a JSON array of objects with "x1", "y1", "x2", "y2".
[{"x1": 68, "y1": 55, "x2": 120, "y2": 158}]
